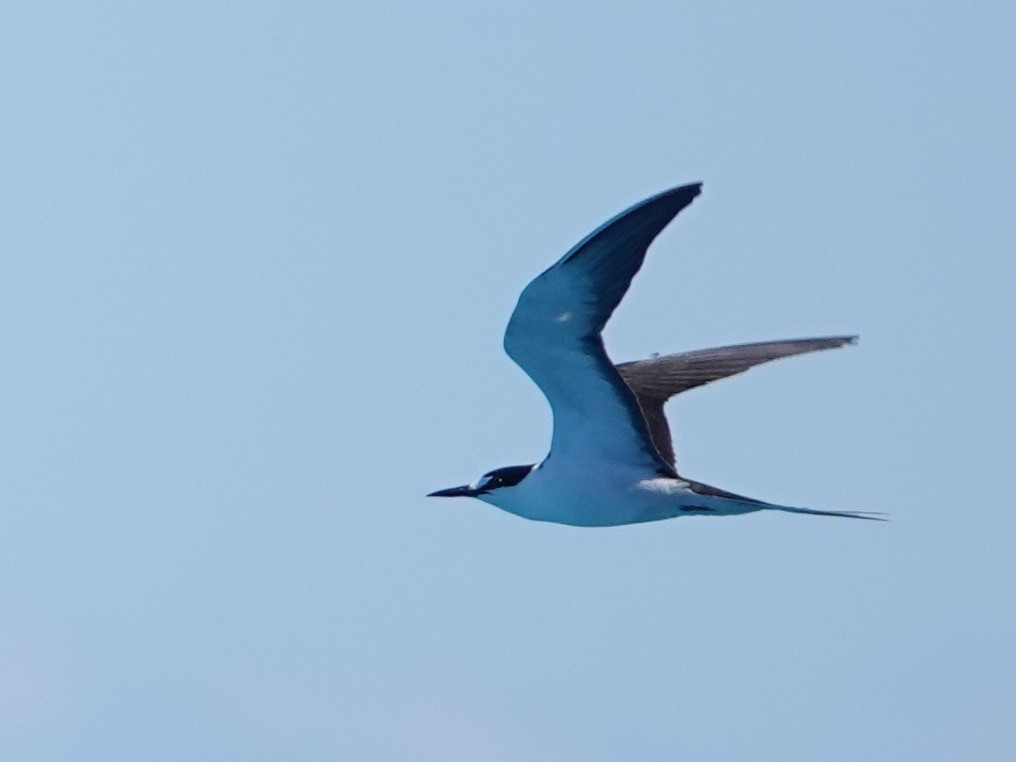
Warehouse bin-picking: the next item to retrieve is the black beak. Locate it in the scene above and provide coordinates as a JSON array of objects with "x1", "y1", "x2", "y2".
[{"x1": 427, "y1": 485, "x2": 479, "y2": 498}]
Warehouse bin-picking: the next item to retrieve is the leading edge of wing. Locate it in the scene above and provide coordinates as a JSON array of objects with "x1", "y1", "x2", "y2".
[
  {"x1": 503, "y1": 183, "x2": 703, "y2": 476},
  {"x1": 556, "y1": 182, "x2": 702, "y2": 331}
]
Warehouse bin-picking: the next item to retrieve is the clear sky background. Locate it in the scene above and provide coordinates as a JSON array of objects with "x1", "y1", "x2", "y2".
[{"x1": 2, "y1": 2, "x2": 1014, "y2": 760}]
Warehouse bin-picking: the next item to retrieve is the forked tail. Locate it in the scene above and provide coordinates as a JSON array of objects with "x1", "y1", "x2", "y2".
[
  {"x1": 772, "y1": 505, "x2": 887, "y2": 521},
  {"x1": 685, "y1": 479, "x2": 886, "y2": 521}
]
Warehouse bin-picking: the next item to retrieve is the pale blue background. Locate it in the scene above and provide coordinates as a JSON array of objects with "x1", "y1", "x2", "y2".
[{"x1": 2, "y1": 2, "x2": 1014, "y2": 760}]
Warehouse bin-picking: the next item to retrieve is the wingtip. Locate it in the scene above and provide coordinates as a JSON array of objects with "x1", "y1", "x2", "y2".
[
  {"x1": 684, "y1": 181, "x2": 704, "y2": 198},
  {"x1": 659, "y1": 181, "x2": 703, "y2": 200},
  {"x1": 813, "y1": 334, "x2": 859, "y2": 348},
  {"x1": 646, "y1": 182, "x2": 704, "y2": 212}
]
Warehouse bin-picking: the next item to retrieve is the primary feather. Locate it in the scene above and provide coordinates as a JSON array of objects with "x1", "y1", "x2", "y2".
[{"x1": 616, "y1": 336, "x2": 858, "y2": 466}]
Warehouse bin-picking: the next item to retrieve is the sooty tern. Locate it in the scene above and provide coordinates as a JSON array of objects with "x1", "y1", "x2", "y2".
[{"x1": 429, "y1": 183, "x2": 878, "y2": 525}]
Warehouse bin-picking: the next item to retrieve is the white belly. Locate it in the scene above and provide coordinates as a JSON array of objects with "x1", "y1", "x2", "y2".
[{"x1": 479, "y1": 460, "x2": 756, "y2": 526}]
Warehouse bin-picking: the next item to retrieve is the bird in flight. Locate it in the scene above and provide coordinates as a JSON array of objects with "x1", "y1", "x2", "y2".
[{"x1": 429, "y1": 183, "x2": 878, "y2": 525}]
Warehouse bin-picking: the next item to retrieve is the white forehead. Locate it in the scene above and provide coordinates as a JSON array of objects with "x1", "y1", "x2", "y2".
[{"x1": 469, "y1": 473, "x2": 494, "y2": 491}]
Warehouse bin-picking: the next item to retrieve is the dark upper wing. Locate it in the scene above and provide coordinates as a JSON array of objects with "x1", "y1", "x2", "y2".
[
  {"x1": 503, "y1": 184, "x2": 702, "y2": 475},
  {"x1": 615, "y1": 336, "x2": 858, "y2": 465}
]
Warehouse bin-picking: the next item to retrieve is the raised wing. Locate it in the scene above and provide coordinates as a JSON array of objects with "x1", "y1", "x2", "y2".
[
  {"x1": 503, "y1": 184, "x2": 702, "y2": 476},
  {"x1": 616, "y1": 336, "x2": 858, "y2": 466}
]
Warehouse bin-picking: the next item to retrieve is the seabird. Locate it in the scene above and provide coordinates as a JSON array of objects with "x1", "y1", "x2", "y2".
[{"x1": 429, "y1": 184, "x2": 878, "y2": 525}]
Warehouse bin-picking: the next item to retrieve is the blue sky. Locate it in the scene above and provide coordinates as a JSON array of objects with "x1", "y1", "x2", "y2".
[{"x1": 1, "y1": 2, "x2": 1014, "y2": 760}]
